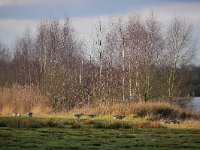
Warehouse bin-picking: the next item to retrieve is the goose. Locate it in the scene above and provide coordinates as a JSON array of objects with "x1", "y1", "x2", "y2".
[
  {"x1": 161, "y1": 120, "x2": 180, "y2": 124},
  {"x1": 88, "y1": 114, "x2": 96, "y2": 118},
  {"x1": 27, "y1": 112, "x2": 33, "y2": 117},
  {"x1": 113, "y1": 115, "x2": 126, "y2": 120},
  {"x1": 74, "y1": 113, "x2": 83, "y2": 119},
  {"x1": 12, "y1": 112, "x2": 17, "y2": 116},
  {"x1": 17, "y1": 113, "x2": 21, "y2": 117},
  {"x1": 169, "y1": 120, "x2": 180, "y2": 124}
]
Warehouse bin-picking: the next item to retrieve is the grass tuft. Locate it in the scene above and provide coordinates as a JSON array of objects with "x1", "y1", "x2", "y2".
[
  {"x1": 71, "y1": 121, "x2": 82, "y2": 128},
  {"x1": 133, "y1": 121, "x2": 164, "y2": 128},
  {"x1": 92, "y1": 120, "x2": 132, "y2": 129}
]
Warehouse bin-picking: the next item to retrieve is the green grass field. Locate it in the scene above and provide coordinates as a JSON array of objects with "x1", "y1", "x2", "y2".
[{"x1": 0, "y1": 116, "x2": 200, "y2": 150}]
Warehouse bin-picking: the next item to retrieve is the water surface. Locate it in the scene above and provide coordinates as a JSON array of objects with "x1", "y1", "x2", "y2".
[{"x1": 189, "y1": 97, "x2": 200, "y2": 112}]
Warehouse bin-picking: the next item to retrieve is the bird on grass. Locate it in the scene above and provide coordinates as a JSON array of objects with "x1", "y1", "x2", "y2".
[
  {"x1": 169, "y1": 120, "x2": 180, "y2": 124},
  {"x1": 12, "y1": 112, "x2": 21, "y2": 117},
  {"x1": 113, "y1": 115, "x2": 126, "y2": 120},
  {"x1": 88, "y1": 114, "x2": 96, "y2": 118},
  {"x1": 12, "y1": 112, "x2": 17, "y2": 117},
  {"x1": 74, "y1": 113, "x2": 83, "y2": 119},
  {"x1": 161, "y1": 120, "x2": 180, "y2": 124},
  {"x1": 161, "y1": 120, "x2": 170, "y2": 124},
  {"x1": 27, "y1": 112, "x2": 33, "y2": 117}
]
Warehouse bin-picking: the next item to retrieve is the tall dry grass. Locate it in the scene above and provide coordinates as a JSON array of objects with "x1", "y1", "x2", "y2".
[
  {"x1": 0, "y1": 85, "x2": 50, "y2": 115},
  {"x1": 0, "y1": 85, "x2": 199, "y2": 121},
  {"x1": 69, "y1": 102, "x2": 199, "y2": 120}
]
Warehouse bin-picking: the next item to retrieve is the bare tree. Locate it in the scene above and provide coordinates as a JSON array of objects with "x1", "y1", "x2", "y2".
[
  {"x1": 126, "y1": 15, "x2": 146, "y2": 101},
  {"x1": 12, "y1": 29, "x2": 40, "y2": 86},
  {"x1": 0, "y1": 41, "x2": 11, "y2": 90},
  {"x1": 142, "y1": 13, "x2": 164, "y2": 101},
  {"x1": 165, "y1": 18, "x2": 195, "y2": 100}
]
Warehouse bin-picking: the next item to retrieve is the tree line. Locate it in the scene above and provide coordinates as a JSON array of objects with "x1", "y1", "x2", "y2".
[{"x1": 0, "y1": 13, "x2": 199, "y2": 111}]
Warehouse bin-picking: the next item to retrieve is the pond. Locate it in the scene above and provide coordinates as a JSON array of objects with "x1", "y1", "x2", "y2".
[{"x1": 189, "y1": 97, "x2": 200, "y2": 112}]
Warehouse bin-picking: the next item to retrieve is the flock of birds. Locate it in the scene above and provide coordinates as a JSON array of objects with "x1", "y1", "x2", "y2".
[
  {"x1": 12, "y1": 112, "x2": 33, "y2": 117},
  {"x1": 73, "y1": 114, "x2": 179, "y2": 124},
  {"x1": 12, "y1": 112, "x2": 126, "y2": 120},
  {"x1": 11, "y1": 112, "x2": 179, "y2": 124},
  {"x1": 74, "y1": 113, "x2": 126, "y2": 120}
]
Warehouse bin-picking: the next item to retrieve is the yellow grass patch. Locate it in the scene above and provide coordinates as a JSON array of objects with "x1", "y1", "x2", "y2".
[{"x1": 0, "y1": 85, "x2": 50, "y2": 115}]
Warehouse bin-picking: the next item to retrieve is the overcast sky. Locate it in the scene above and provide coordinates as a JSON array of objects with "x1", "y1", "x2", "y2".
[{"x1": 0, "y1": 0, "x2": 200, "y2": 62}]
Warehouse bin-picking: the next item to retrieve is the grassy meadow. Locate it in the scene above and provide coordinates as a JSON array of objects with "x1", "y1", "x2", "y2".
[{"x1": 0, "y1": 114, "x2": 200, "y2": 150}]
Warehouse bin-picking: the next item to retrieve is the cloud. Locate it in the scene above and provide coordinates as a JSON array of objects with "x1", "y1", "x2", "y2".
[
  {"x1": 0, "y1": 1, "x2": 200, "y2": 63},
  {"x1": 0, "y1": 0, "x2": 34, "y2": 6},
  {"x1": 0, "y1": 0, "x2": 92, "y2": 7},
  {"x1": 148, "y1": 2, "x2": 200, "y2": 22},
  {"x1": 0, "y1": 19, "x2": 39, "y2": 44},
  {"x1": 141, "y1": 3, "x2": 200, "y2": 47},
  {"x1": 70, "y1": 2, "x2": 200, "y2": 62},
  {"x1": 155, "y1": 3, "x2": 200, "y2": 63},
  {"x1": 0, "y1": 19, "x2": 39, "y2": 35},
  {"x1": 1, "y1": 1, "x2": 200, "y2": 45},
  {"x1": 72, "y1": 15, "x2": 109, "y2": 36}
]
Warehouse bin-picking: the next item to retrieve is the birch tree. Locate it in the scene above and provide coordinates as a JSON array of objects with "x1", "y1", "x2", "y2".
[
  {"x1": 165, "y1": 18, "x2": 195, "y2": 100},
  {"x1": 142, "y1": 14, "x2": 164, "y2": 101},
  {"x1": 0, "y1": 42, "x2": 11, "y2": 89}
]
